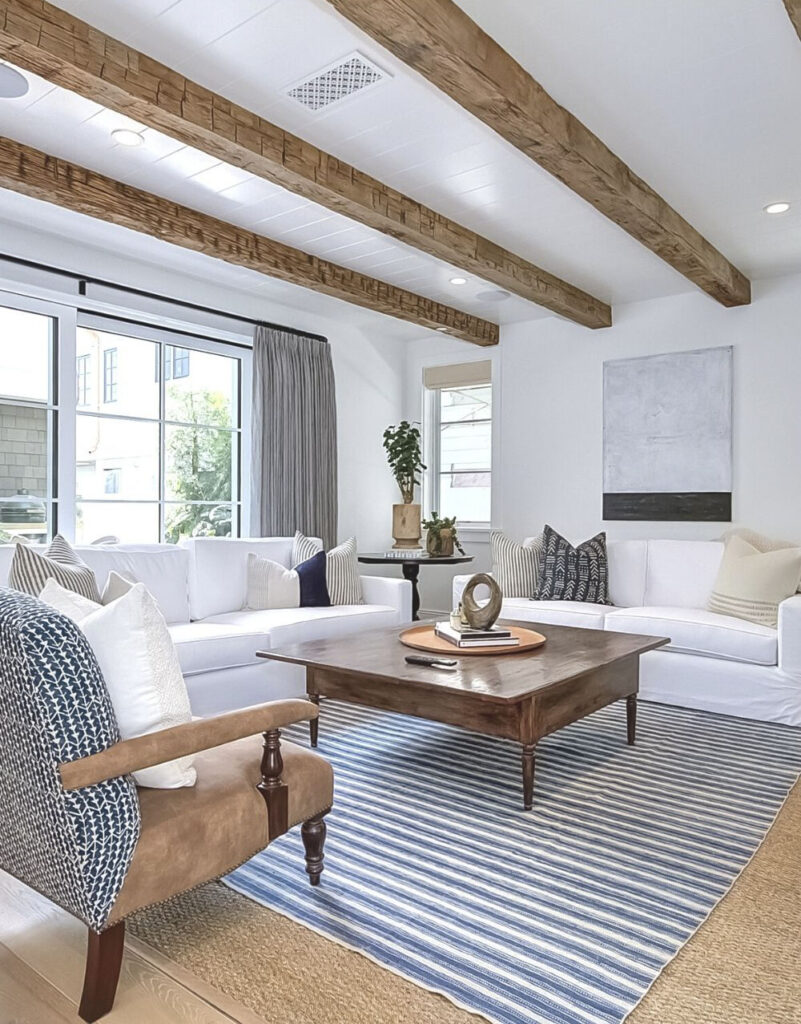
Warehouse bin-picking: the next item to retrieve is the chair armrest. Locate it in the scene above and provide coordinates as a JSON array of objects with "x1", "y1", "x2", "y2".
[
  {"x1": 360, "y1": 574, "x2": 412, "y2": 622},
  {"x1": 59, "y1": 698, "x2": 318, "y2": 791},
  {"x1": 778, "y1": 594, "x2": 801, "y2": 676}
]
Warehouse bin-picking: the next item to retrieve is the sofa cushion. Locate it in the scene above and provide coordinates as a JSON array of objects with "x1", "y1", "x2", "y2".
[
  {"x1": 643, "y1": 540, "x2": 723, "y2": 609},
  {"x1": 78, "y1": 545, "x2": 190, "y2": 624},
  {"x1": 607, "y1": 540, "x2": 648, "y2": 608},
  {"x1": 202, "y1": 604, "x2": 398, "y2": 649},
  {"x1": 502, "y1": 598, "x2": 609, "y2": 629},
  {"x1": 605, "y1": 606, "x2": 777, "y2": 666},
  {"x1": 169, "y1": 622, "x2": 272, "y2": 676}
]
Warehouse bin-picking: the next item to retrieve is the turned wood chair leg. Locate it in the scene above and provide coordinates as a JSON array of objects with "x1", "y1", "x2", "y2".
[
  {"x1": 301, "y1": 812, "x2": 329, "y2": 886},
  {"x1": 78, "y1": 921, "x2": 125, "y2": 1023}
]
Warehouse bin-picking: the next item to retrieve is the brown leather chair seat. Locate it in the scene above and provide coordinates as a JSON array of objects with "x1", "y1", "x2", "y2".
[{"x1": 109, "y1": 735, "x2": 333, "y2": 924}]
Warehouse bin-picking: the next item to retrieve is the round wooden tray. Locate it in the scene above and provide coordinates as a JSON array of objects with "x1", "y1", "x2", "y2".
[{"x1": 399, "y1": 624, "x2": 546, "y2": 657}]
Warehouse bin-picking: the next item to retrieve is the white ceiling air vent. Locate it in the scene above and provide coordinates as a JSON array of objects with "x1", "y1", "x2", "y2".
[{"x1": 286, "y1": 52, "x2": 388, "y2": 112}]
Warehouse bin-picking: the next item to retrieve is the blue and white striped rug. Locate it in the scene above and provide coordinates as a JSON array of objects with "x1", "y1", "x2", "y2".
[{"x1": 225, "y1": 700, "x2": 801, "y2": 1024}]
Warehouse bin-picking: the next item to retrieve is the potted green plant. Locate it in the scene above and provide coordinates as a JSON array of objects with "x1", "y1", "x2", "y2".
[
  {"x1": 422, "y1": 512, "x2": 465, "y2": 558},
  {"x1": 383, "y1": 421, "x2": 426, "y2": 549}
]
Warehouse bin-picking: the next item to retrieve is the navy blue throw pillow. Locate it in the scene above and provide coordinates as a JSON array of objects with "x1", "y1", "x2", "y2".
[{"x1": 296, "y1": 550, "x2": 330, "y2": 607}]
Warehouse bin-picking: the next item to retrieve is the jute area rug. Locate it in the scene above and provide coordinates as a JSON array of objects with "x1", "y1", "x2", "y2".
[{"x1": 131, "y1": 779, "x2": 801, "y2": 1024}]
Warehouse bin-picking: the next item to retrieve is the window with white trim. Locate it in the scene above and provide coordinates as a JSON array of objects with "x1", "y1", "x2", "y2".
[
  {"x1": 0, "y1": 291, "x2": 248, "y2": 546},
  {"x1": 74, "y1": 317, "x2": 243, "y2": 545},
  {"x1": 0, "y1": 302, "x2": 57, "y2": 543},
  {"x1": 424, "y1": 360, "x2": 492, "y2": 527}
]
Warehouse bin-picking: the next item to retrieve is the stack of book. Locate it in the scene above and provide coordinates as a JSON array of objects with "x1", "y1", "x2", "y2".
[{"x1": 435, "y1": 621, "x2": 519, "y2": 649}]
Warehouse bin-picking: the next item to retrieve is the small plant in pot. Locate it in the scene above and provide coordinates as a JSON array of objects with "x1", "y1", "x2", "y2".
[
  {"x1": 423, "y1": 512, "x2": 465, "y2": 558},
  {"x1": 383, "y1": 421, "x2": 426, "y2": 549}
]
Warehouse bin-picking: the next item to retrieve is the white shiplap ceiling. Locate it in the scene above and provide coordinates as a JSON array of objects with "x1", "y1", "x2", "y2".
[{"x1": 1, "y1": 0, "x2": 800, "y2": 334}]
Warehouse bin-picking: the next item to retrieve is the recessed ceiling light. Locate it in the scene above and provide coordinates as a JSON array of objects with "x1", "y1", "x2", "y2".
[
  {"x1": 0, "y1": 64, "x2": 29, "y2": 99},
  {"x1": 764, "y1": 202, "x2": 790, "y2": 215},
  {"x1": 436, "y1": 326, "x2": 450, "y2": 332},
  {"x1": 476, "y1": 289, "x2": 512, "y2": 303},
  {"x1": 449, "y1": 276, "x2": 468, "y2": 286},
  {"x1": 111, "y1": 129, "x2": 145, "y2": 148}
]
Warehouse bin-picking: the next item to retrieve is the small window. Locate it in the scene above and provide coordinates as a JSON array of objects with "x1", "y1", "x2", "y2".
[
  {"x1": 164, "y1": 346, "x2": 190, "y2": 381},
  {"x1": 103, "y1": 348, "x2": 118, "y2": 403},
  {"x1": 424, "y1": 361, "x2": 492, "y2": 526},
  {"x1": 103, "y1": 468, "x2": 120, "y2": 495},
  {"x1": 76, "y1": 354, "x2": 91, "y2": 407}
]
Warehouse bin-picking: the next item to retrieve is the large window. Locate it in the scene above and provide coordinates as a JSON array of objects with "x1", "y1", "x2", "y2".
[
  {"x1": 424, "y1": 361, "x2": 492, "y2": 526},
  {"x1": 0, "y1": 302, "x2": 57, "y2": 543},
  {"x1": 74, "y1": 318, "x2": 242, "y2": 544}
]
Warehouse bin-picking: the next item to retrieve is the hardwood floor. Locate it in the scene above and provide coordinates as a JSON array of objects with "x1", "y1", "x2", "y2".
[{"x1": 0, "y1": 870, "x2": 265, "y2": 1024}]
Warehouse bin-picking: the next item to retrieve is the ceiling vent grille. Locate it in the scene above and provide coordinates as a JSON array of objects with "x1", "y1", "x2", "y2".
[{"x1": 287, "y1": 53, "x2": 387, "y2": 111}]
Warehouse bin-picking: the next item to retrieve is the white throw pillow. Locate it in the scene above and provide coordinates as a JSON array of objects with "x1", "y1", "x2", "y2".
[
  {"x1": 42, "y1": 580, "x2": 196, "y2": 789},
  {"x1": 40, "y1": 577, "x2": 99, "y2": 623},
  {"x1": 246, "y1": 554, "x2": 301, "y2": 610}
]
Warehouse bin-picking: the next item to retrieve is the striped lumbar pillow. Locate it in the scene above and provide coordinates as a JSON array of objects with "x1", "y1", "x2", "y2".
[
  {"x1": 9, "y1": 534, "x2": 101, "y2": 602},
  {"x1": 490, "y1": 530, "x2": 543, "y2": 598},
  {"x1": 708, "y1": 535, "x2": 801, "y2": 628},
  {"x1": 292, "y1": 531, "x2": 363, "y2": 605}
]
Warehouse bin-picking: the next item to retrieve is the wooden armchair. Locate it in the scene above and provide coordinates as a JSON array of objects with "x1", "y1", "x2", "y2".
[{"x1": 0, "y1": 588, "x2": 333, "y2": 1022}]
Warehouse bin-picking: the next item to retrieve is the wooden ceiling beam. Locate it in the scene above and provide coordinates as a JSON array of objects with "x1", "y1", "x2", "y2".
[
  {"x1": 0, "y1": 137, "x2": 498, "y2": 345},
  {"x1": 327, "y1": 0, "x2": 751, "y2": 309},
  {"x1": 0, "y1": 0, "x2": 610, "y2": 329},
  {"x1": 783, "y1": 1, "x2": 801, "y2": 40}
]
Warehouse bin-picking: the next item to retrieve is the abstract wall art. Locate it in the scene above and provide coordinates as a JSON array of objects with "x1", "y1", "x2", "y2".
[{"x1": 603, "y1": 346, "x2": 733, "y2": 521}]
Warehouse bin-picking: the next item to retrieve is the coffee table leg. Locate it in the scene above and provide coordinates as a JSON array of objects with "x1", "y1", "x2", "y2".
[
  {"x1": 308, "y1": 692, "x2": 320, "y2": 748},
  {"x1": 521, "y1": 743, "x2": 537, "y2": 810},
  {"x1": 627, "y1": 693, "x2": 637, "y2": 745}
]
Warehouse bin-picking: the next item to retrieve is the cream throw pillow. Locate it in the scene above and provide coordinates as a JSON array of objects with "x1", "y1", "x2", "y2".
[
  {"x1": 40, "y1": 579, "x2": 196, "y2": 789},
  {"x1": 708, "y1": 535, "x2": 801, "y2": 628},
  {"x1": 723, "y1": 527, "x2": 801, "y2": 592}
]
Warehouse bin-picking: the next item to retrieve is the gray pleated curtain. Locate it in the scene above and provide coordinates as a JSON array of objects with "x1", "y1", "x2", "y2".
[{"x1": 250, "y1": 326, "x2": 337, "y2": 548}]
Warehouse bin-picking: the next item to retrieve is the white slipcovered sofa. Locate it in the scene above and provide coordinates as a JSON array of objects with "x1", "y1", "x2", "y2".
[
  {"x1": 0, "y1": 537, "x2": 411, "y2": 716},
  {"x1": 454, "y1": 539, "x2": 801, "y2": 727}
]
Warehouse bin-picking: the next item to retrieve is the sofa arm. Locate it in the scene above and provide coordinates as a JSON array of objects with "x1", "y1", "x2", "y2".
[
  {"x1": 778, "y1": 594, "x2": 801, "y2": 676},
  {"x1": 360, "y1": 574, "x2": 412, "y2": 623},
  {"x1": 59, "y1": 699, "x2": 318, "y2": 791},
  {"x1": 453, "y1": 572, "x2": 491, "y2": 608}
]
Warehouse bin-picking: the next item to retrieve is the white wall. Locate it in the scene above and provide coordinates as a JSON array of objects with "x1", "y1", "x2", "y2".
[
  {"x1": 405, "y1": 272, "x2": 801, "y2": 611},
  {"x1": 0, "y1": 224, "x2": 405, "y2": 551}
]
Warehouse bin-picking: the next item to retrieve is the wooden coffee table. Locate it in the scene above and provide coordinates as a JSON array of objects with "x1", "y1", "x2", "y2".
[{"x1": 257, "y1": 620, "x2": 669, "y2": 809}]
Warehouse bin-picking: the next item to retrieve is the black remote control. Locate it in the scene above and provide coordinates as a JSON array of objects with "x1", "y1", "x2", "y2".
[{"x1": 405, "y1": 654, "x2": 458, "y2": 670}]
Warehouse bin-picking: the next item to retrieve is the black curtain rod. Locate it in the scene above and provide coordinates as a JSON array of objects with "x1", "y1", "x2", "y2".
[{"x1": 0, "y1": 252, "x2": 329, "y2": 343}]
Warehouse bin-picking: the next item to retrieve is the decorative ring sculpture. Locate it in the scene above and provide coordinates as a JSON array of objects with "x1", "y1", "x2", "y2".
[{"x1": 461, "y1": 573, "x2": 503, "y2": 631}]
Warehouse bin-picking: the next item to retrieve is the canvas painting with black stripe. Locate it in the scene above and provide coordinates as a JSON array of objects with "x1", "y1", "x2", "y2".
[{"x1": 603, "y1": 346, "x2": 733, "y2": 522}]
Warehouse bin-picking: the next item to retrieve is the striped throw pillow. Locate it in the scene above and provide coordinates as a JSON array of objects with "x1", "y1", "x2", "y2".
[
  {"x1": 490, "y1": 530, "x2": 543, "y2": 598},
  {"x1": 292, "y1": 531, "x2": 363, "y2": 605},
  {"x1": 708, "y1": 535, "x2": 801, "y2": 628},
  {"x1": 9, "y1": 535, "x2": 101, "y2": 602}
]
